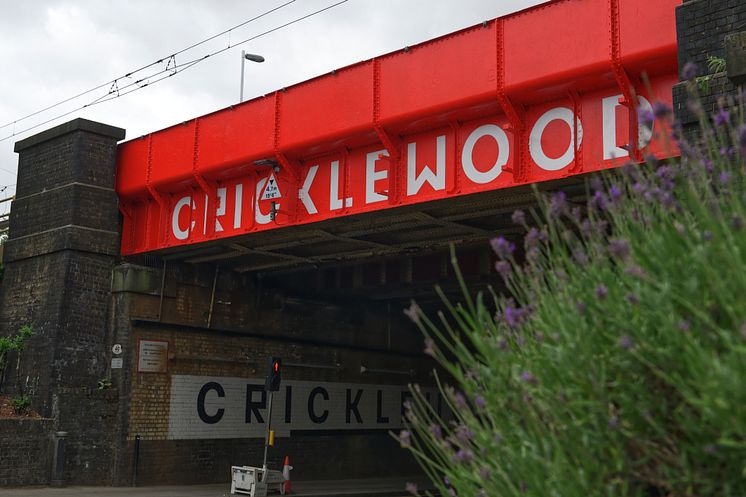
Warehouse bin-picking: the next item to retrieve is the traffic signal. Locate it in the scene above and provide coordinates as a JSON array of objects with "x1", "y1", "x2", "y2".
[{"x1": 265, "y1": 356, "x2": 282, "y2": 391}]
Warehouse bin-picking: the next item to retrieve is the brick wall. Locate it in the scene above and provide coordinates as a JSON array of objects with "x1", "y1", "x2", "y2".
[
  {"x1": 0, "y1": 419, "x2": 53, "y2": 486},
  {"x1": 673, "y1": 0, "x2": 746, "y2": 125},
  {"x1": 0, "y1": 118, "x2": 126, "y2": 485},
  {"x1": 111, "y1": 262, "x2": 429, "y2": 485}
]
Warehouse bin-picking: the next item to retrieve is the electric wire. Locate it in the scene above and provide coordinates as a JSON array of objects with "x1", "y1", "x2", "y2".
[
  {"x1": 0, "y1": 0, "x2": 297, "y2": 132},
  {"x1": 0, "y1": 0, "x2": 348, "y2": 144}
]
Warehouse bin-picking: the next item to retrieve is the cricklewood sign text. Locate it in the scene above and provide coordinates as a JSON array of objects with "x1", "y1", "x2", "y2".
[{"x1": 168, "y1": 375, "x2": 442, "y2": 440}]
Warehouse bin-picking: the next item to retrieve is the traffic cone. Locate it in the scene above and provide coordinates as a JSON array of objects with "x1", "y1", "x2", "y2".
[{"x1": 282, "y1": 455, "x2": 293, "y2": 494}]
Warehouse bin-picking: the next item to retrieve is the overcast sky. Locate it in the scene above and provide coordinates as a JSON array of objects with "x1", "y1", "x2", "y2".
[{"x1": 0, "y1": 0, "x2": 548, "y2": 213}]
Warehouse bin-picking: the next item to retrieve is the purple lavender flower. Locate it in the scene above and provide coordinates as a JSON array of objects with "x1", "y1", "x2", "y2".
[
  {"x1": 424, "y1": 338, "x2": 435, "y2": 357},
  {"x1": 638, "y1": 108, "x2": 655, "y2": 129},
  {"x1": 714, "y1": 108, "x2": 730, "y2": 127},
  {"x1": 608, "y1": 238, "x2": 630, "y2": 260},
  {"x1": 719, "y1": 170, "x2": 731, "y2": 185},
  {"x1": 511, "y1": 209, "x2": 526, "y2": 225},
  {"x1": 497, "y1": 338, "x2": 508, "y2": 351},
  {"x1": 452, "y1": 448, "x2": 474, "y2": 464},
  {"x1": 704, "y1": 443, "x2": 717, "y2": 454},
  {"x1": 607, "y1": 415, "x2": 620, "y2": 430},
  {"x1": 429, "y1": 423, "x2": 443, "y2": 440},
  {"x1": 524, "y1": 227, "x2": 547, "y2": 249},
  {"x1": 618, "y1": 335, "x2": 633, "y2": 350},
  {"x1": 678, "y1": 320, "x2": 690, "y2": 332},
  {"x1": 448, "y1": 488, "x2": 456, "y2": 497},
  {"x1": 520, "y1": 371, "x2": 537, "y2": 384},
  {"x1": 720, "y1": 146, "x2": 735, "y2": 158},
  {"x1": 490, "y1": 236, "x2": 515, "y2": 259},
  {"x1": 732, "y1": 215, "x2": 744, "y2": 231},
  {"x1": 595, "y1": 284, "x2": 609, "y2": 300},
  {"x1": 591, "y1": 190, "x2": 606, "y2": 211},
  {"x1": 504, "y1": 306, "x2": 521, "y2": 328},
  {"x1": 405, "y1": 482, "x2": 419, "y2": 496},
  {"x1": 703, "y1": 230, "x2": 713, "y2": 242},
  {"x1": 573, "y1": 247, "x2": 589, "y2": 267},
  {"x1": 495, "y1": 260, "x2": 512, "y2": 279},
  {"x1": 474, "y1": 395, "x2": 486, "y2": 410},
  {"x1": 682, "y1": 61, "x2": 698, "y2": 81},
  {"x1": 454, "y1": 392, "x2": 467, "y2": 410},
  {"x1": 653, "y1": 102, "x2": 672, "y2": 119},
  {"x1": 398, "y1": 430, "x2": 411, "y2": 447},
  {"x1": 576, "y1": 300, "x2": 587, "y2": 314},
  {"x1": 455, "y1": 425, "x2": 475, "y2": 443},
  {"x1": 549, "y1": 191, "x2": 568, "y2": 217},
  {"x1": 609, "y1": 184, "x2": 622, "y2": 202},
  {"x1": 403, "y1": 301, "x2": 421, "y2": 324},
  {"x1": 626, "y1": 293, "x2": 639, "y2": 305},
  {"x1": 626, "y1": 264, "x2": 647, "y2": 279}
]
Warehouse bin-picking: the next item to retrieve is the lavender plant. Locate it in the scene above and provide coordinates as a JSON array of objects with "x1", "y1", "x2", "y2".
[{"x1": 400, "y1": 79, "x2": 746, "y2": 496}]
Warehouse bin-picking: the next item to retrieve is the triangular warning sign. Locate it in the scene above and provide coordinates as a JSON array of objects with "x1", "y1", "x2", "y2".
[{"x1": 260, "y1": 172, "x2": 282, "y2": 201}]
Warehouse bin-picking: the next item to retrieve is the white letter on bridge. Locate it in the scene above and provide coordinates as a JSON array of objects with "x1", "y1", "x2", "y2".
[
  {"x1": 366, "y1": 150, "x2": 389, "y2": 204},
  {"x1": 299, "y1": 165, "x2": 319, "y2": 215},
  {"x1": 330, "y1": 160, "x2": 352, "y2": 210},
  {"x1": 461, "y1": 124, "x2": 509, "y2": 184},
  {"x1": 529, "y1": 107, "x2": 583, "y2": 171},
  {"x1": 172, "y1": 196, "x2": 195, "y2": 240},
  {"x1": 407, "y1": 135, "x2": 446, "y2": 196},
  {"x1": 602, "y1": 95, "x2": 653, "y2": 160}
]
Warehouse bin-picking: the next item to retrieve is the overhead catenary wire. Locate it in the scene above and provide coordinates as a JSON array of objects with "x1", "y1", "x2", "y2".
[
  {"x1": 0, "y1": 0, "x2": 349, "y2": 144},
  {"x1": 0, "y1": 0, "x2": 298, "y2": 132}
]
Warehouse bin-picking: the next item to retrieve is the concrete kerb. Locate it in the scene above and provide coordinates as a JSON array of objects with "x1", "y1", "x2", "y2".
[{"x1": 0, "y1": 477, "x2": 429, "y2": 497}]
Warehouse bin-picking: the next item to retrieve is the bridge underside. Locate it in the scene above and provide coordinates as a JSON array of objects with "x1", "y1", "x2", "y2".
[{"x1": 151, "y1": 178, "x2": 585, "y2": 304}]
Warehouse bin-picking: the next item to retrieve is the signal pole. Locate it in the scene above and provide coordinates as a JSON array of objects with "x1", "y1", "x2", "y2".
[
  {"x1": 262, "y1": 391, "x2": 273, "y2": 471},
  {"x1": 262, "y1": 357, "x2": 281, "y2": 470}
]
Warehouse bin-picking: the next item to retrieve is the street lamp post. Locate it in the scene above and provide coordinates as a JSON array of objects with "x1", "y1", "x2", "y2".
[{"x1": 240, "y1": 50, "x2": 265, "y2": 102}]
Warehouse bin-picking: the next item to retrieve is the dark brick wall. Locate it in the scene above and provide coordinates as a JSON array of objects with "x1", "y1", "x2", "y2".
[
  {"x1": 0, "y1": 419, "x2": 53, "y2": 486},
  {"x1": 55, "y1": 388, "x2": 119, "y2": 485},
  {"x1": 0, "y1": 118, "x2": 125, "y2": 486},
  {"x1": 673, "y1": 0, "x2": 746, "y2": 125},
  {"x1": 109, "y1": 262, "x2": 428, "y2": 485}
]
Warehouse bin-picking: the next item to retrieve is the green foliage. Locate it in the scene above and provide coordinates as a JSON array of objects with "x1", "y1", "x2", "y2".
[
  {"x1": 11, "y1": 394, "x2": 31, "y2": 414},
  {"x1": 696, "y1": 55, "x2": 727, "y2": 93},
  {"x1": 401, "y1": 94, "x2": 746, "y2": 496},
  {"x1": 707, "y1": 55, "x2": 727, "y2": 74},
  {"x1": 0, "y1": 325, "x2": 33, "y2": 392},
  {"x1": 0, "y1": 325, "x2": 33, "y2": 355},
  {"x1": 97, "y1": 378, "x2": 112, "y2": 390}
]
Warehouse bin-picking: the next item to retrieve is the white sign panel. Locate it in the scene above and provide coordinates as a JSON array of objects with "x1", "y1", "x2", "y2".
[
  {"x1": 138, "y1": 340, "x2": 168, "y2": 373},
  {"x1": 111, "y1": 358, "x2": 123, "y2": 369},
  {"x1": 168, "y1": 375, "x2": 446, "y2": 440},
  {"x1": 260, "y1": 172, "x2": 282, "y2": 200}
]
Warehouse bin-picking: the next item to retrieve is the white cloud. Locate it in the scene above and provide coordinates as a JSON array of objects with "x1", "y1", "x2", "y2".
[{"x1": 0, "y1": 0, "x2": 548, "y2": 197}]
